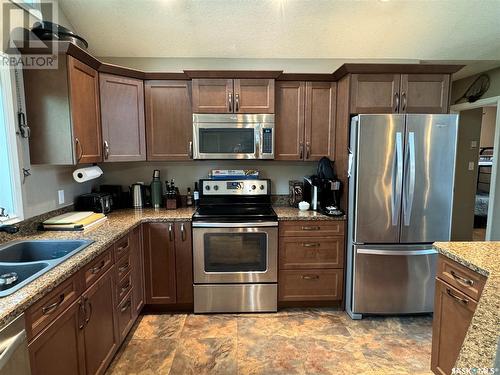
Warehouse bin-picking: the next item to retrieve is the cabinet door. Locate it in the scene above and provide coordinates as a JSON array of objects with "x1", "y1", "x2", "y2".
[
  {"x1": 350, "y1": 74, "x2": 401, "y2": 114},
  {"x1": 145, "y1": 80, "x2": 193, "y2": 160},
  {"x1": 29, "y1": 300, "x2": 85, "y2": 375},
  {"x1": 143, "y1": 223, "x2": 177, "y2": 304},
  {"x1": 278, "y1": 269, "x2": 343, "y2": 302},
  {"x1": 401, "y1": 74, "x2": 450, "y2": 114},
  {"x1": 175, "y1": 222, "x2": 193, "y2": 304},
  {"x1": 234, "y1": 79, "x2": 275, "y2": 113},
  {"x1": 431, "y1": 278, "x2": 477, "y2": 375},
  {"x1": 130, "y1": 226, "x2": 145, "y2": 317},
  {"x1": 275, "y1": 81, "x2": 305, "y2": 160},
  {"x1": 82, "y1": 267, "x2": 117, "y2": 375},
  {"x1": 100, "y1": 74, "x2": 146, "y2": 161},
  {"x1": 192, "y1": 79, "x2": 233, "y2": 113},
  {"x1": 304, "y1": 82, "x2": 336, "y2": 160},
  {"x1": 68, "y1": 56, "x2": 102, "y2": 164}
]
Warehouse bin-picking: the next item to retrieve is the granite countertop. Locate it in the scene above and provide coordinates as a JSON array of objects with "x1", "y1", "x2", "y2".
[
  {"x1": 433, "y1": 241, "x2": 500, "y2": 371},
  {"x1": 0, "y1": 206, "x2": 342, "y2": 328}
]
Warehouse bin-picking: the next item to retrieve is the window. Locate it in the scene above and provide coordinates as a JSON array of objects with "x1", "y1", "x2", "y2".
[
  {"x1": 9, "y1": 0, "x2": 42, "y2": 19},
  {"x1": 0, "y1": 53, "x2": 23, "y2": 223}
]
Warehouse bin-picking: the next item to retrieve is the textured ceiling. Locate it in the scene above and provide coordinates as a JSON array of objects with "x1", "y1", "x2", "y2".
[{"x1": 58, "y1": 0, "x2": 500, "y2": 77}]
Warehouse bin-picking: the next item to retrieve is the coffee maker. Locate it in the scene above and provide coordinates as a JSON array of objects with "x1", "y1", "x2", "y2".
[{"x1": 303, "y1": 157, "x2": 343, "y2": 216}]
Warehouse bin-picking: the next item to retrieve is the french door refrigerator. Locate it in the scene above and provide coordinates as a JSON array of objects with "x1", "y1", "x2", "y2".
[{"x1": 346, "y1": 114, "x2": 458, "y2": 319}]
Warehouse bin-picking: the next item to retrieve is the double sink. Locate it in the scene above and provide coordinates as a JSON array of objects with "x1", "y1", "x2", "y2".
[{"x1": 0, "y1": 240, "x2": 93, "y2": 297}]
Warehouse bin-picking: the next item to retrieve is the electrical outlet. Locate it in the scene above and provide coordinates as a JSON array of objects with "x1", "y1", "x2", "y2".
[
  {"x1": 470, "y1": 140, "x2": 478, "y2": 149},
  {"x1": 468, "y1": 162, "x2": 475, "y2": 171},
  {"x1": 58, "y1": 190, "x2": 65, "y2": 204}
]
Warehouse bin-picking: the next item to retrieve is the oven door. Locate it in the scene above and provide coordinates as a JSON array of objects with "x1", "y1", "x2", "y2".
[
  {"x1": 193, "y1": 222, "x2": 278, "y2": 283},
  {"x1": 193, "y1": 123, "x2": 259, "y2": 159}
]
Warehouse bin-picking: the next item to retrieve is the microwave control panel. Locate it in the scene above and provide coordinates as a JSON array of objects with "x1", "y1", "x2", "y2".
[
  {"x1": 202, "y1": 180, "x2": 269, "y2": 195},
  {"x1": 262, "y1": 128, "x2": 273, "y2": 154}
]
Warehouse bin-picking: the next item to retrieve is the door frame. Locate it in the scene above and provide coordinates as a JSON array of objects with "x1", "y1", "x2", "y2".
[{"x1": 450, "y1": 96, "x2": 500, "y2": 240}]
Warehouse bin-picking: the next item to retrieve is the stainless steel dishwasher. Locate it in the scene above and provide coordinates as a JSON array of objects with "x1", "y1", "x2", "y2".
[{"x1": 0, "y1": 314, "x2": 31, "y2": 375}]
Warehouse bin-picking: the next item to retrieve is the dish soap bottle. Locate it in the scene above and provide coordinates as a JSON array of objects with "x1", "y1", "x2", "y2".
[{"x1": 150, "y1": 170, "x2": 162, "y2": 208}]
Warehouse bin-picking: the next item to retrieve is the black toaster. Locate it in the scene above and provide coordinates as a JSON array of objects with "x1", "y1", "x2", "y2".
[{"x1": 75, "y1": 192, "x2": 113, "y2": 214}]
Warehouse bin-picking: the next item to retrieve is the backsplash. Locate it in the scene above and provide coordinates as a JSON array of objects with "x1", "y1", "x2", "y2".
[{"x1": 97, "y1": 161, "x2": 317, "y2": 195}]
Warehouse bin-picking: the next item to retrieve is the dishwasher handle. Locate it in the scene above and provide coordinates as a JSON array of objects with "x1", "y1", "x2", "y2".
[{"x1": 0, "y1": 330, "x2": 27, "y2": 370}]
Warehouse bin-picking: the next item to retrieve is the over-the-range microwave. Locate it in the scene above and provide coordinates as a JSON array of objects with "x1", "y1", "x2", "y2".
[{"x1": 192, "y1": 114, "x2": 275, "y2": 159}]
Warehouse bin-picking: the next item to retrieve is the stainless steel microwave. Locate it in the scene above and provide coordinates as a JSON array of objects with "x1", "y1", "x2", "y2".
[{"x1": 192, "y1": 114, "x2": 275, "y2": 159}]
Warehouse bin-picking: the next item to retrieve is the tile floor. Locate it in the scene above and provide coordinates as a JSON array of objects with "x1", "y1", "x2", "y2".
[{"x1": 106, "y1": 309, "x2": 433, "y2": 375}]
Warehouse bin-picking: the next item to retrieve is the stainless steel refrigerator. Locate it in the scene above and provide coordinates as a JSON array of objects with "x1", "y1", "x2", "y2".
[{"x1": 346, "y1": 114, "x2": 459, "y2": 319}]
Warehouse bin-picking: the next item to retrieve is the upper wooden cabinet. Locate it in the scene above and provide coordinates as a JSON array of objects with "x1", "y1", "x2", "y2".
[
  {"x1": 99, "y1": 74, "x2": 146, "y2": 162},
  {"x1": 192, "y1": 79, "x2": 275, "y2": 113},
  {"x1": 145, "y1": 80, "x2": 193, "y2": 160},
  {"x1": 24, "y1": 55, "x2": 102, "y2": 164},
  {"x1": 275, "y1": 81, "x2": 335, "y2": 161},
  {"x1": 350, "y1": 73, "x2": 450, "y2": 114}
]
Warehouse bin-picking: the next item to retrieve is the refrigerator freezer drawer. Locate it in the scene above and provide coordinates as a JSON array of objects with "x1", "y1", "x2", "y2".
[{"x1": 352, "y1": 245, "x2": 437, "y2": 314}]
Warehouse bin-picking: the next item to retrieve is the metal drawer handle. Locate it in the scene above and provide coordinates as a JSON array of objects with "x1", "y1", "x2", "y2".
[
  {"x1": 168, "y1": 223, "x2": 173, "y2": 241},
  {"x1": 84, "y1": 297, "x2": 92, "y2": 324},
  {"x1": 302, "y1": 243, "x2": 320, "y2": 248},
  {"x1": 121, "y1": 281, "x2": 131, "y2": 293},
  {"x1": 228, "y1": 92, "x2": 233, "y2": 112},
  {"x1": 42, "y1": 293, "x2": 65, "y2": 315},
  {"x1": 446, "y1": 288, "x2": 468, "y2": 304},
  {"x1": 120, "y1": 300, "x2": 131, "y2": 313},
  {"x1": 450, "y1": 270, "x2": 474, "y2": 286},
  {"x1": 301, "y1": 274, "x2": 320, "y2": 280},
  {"x1": 104, "y1": 140, "x2": 110, "y2": 160},
  {"x1": 118, "y1": 263, "x2": 130, "y2": 273},
  {"x1": 394, "y1": 92, "x2": 400, "y2": 112},
  {"x1": 90, "y1": 260, "x2": 106, "y2": 274},
  {"x1": 188, "y1": 141, "x2": 193, "y2": 159},
  {"x1": 401, "y1": 91, "x2": 407, "y2": 112},
  {"x1": 235, "y1": 93, "x2": 240, "y2": 112},
  {"x1": 78, "y1": 300, "x2": 85, "y2": 329},
  {"x1": 116, "y1": 239, "x2": 129, "y2": 252},
  {"x1": 299, "y1": 142, "x2": 304, "y2": 159},
  {"x1": 301, "y1": 226, "x2": 320, "y2": 231},
  {"x1": 75, "y1": 138, "x2": 83, "y2": 163},
  {"x1": 181, "y1": 223, "x2": 186, "y2": 241}
]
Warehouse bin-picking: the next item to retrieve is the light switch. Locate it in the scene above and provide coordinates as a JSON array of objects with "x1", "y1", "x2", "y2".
[
  {"x1": 468, "y1": 162, "x2": 475, "y2": 171},
  {"x1": 58, "y1": 190, "x2": 65, "y2": 204}
]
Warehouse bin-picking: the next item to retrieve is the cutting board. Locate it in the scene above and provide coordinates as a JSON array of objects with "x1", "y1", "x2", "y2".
[{"x1": 43, "y1": 211, "x2": 94, "y2": 225}]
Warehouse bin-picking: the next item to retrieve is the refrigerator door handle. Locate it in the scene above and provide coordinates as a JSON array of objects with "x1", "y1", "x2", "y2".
[
  {"x1": 391, "y1": 132, "x2": 403, "y2": 226},
  {"x1": 356, "y1": 248, "x2": 437, "y2": 256},
  {"x1": 403, "y1": 131, "x2": 416, "y2": 226}
]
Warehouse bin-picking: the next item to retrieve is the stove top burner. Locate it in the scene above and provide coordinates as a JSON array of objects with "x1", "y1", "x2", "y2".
[{"x1": 192, "y1": 205, "x2": 277, "y2": 222}]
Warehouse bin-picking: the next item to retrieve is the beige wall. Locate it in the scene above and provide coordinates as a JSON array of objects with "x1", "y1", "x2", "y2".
[
  {"x1": 99, "y1": 161, "x2": 317, "y2": 195},
  {"x1": 451, "y1": 66, "x2": 500, "y2": 103},
  {"x1": 480, "y1": 106, "x2": 497, "y2": 148},
  {"x1": 451, "y1": 108, "x2": 482, "y2": 241}
]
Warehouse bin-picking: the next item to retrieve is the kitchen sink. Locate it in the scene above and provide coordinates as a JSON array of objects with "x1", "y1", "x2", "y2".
[{"x1": 0, "y1": 239, "x2": 93, "y2": 297}]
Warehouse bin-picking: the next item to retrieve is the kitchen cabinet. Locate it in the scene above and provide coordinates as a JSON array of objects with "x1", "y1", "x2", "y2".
[
  {"x1": 130, "y1": 226, "x2": 145, "y2": 317},
  {"x1": 275, "y1": 81, "x2": 336, "y2": 160},
  {"x1": 192, "y1": 78, "x2": 275, "y2": 113},
  {"x1": 142, "y1": 221, "x2": 193, "y2": 305},
  {"x1": 81, "y1": 266, "x2": 118, "y2": 375},
  {"x1": 350, "y1": 73, "x2": 450, "y2": 114},
  {"x1": 143, "y1": 222, "x2": 177, "y2": 304},
  {"x1": 24, "y1": 55, "x2": 102, "y2": 164},
  {"x1": 145, "y1": 80, "x2": 193, "y2": 160},
  {"x1": 28, "y1": 300, "x2": 85, "y2": 375},
  {"x1": 99, "y1": 73, "x2": 146, "y2": 162},
  {"x1": 278, "y1": 220, "x2": 345, "y2": 305},
  {"x1": 431, "y1": 256, "x2": 486, "y2": 375}
]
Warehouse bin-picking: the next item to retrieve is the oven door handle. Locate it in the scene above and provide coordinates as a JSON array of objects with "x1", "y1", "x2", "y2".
[{"x1": 192, "y1": 221, "x2": 278, "y2": 228}]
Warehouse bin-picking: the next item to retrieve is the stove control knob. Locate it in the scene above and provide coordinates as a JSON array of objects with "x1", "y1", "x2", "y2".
[
  {"x1": 214, "y1": 185, "x2": 219, "y2": 191},
  {"x1": 260, "y1": 185, "x2": 265, "y2": 190},
  {"x1": 251, "y1": 185, "x2": 256, "y2": 190},
  {"x1": 205, "y1": 185, "x2": 210, "y2": 191}
]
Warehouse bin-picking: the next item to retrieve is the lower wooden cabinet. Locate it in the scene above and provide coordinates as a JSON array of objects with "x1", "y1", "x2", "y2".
[
  {"x1": 28, "y1": 300, "x2": 85, "y2": 375},
  {"x1": 431, "y1": 256, "x2": 486, "y2": 375},
  {"x1": 278, "y1": 220, "x2": 345, "y2": 305},
  {"x1": 82, "y1": 266, "x2": 118, "y2": 375},
  {"x1": 142, "y1": 221, "x2": 193, "y2": 305},
  {"x1": 130, "y1": 225, "x2": 145, "y2": 317},
  {"x1": 116, "y1": 290, "x2": 134, "y2": 342}
]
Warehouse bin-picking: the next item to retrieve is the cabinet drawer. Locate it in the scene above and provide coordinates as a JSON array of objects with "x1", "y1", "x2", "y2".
[
  {"x1": 116, "y1": 271, "x2": 132, "y2": 305},
  {"x1": 116, "y1": 249, "x2": 132, "y2": 281},
  {"x1": 279, "y1": 269, "x2": 343, "y2": 302},
  {"x1": 279, "y1": 221, "x2": 344, "y2": 237},
  {"x1": 25, "y1": 273, "x2": 81, "y2": 341},
  {"x1": 114, "y1": 232, "x2": 130, "y2": 261},
  {"x1": 437, "y1": 255, "x2": 486, "y2": 301},
  {"x1": 279, "y1": 237, "x2": 344, "y2": 269},
  {"x1": 116, "y1": 290, "x2": 134, "y2": 342},
  {"x1": 82, "y1": 247, "x2": 113, "y2": 290}
]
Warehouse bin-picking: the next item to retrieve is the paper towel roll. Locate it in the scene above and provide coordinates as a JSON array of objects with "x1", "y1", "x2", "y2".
[{"x1": 73, "y1": 166, "x2": 103, "y2": 183}]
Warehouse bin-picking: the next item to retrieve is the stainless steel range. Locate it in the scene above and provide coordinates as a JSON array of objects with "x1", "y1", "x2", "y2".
[{"x1": 192, "y1": 179, "x2": 278, "y2": 313}]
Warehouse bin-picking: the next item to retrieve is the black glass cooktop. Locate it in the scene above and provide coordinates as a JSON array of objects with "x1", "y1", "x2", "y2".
[{"x1": 192, "y1": 205, "x2": 277, "y2": 222}]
